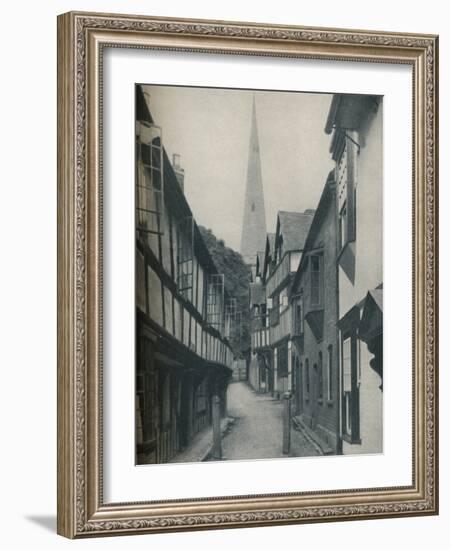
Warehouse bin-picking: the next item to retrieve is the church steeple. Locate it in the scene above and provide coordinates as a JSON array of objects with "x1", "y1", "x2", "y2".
[{"x1": 240, "y1": 95, "x2": 267, "y2": 271}]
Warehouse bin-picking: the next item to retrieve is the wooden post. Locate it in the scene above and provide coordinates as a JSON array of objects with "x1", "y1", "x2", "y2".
[
  {"x1": 186, "y1": 376, "x2": 194, "y2": 442},
  {"x1": 222, "y1": 386, "x2": 228, "y2": 418},
  {"x1": 282, "y1": 391, "x2": 292, "y2": 455},
  {"x1": 212, "y1": 395, "x2": 222, "y2": 460},
  {"x1": 273, "y1": 348, "x2": 278, "y2": 397}
]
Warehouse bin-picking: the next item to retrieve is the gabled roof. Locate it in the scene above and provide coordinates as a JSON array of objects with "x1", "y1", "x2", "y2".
[
  {"x1": 267, "y1": 233, "x2": 275, "y2": 254},
  {"x1": 257, "y1": 250, "x2": 265, "y2": 266},
  {"x1": 256, "y1": 250, "x2": 265, "y2": 277},
  {"x1": 291, "y1": 171, "x2": 336, "y2": 295},
  {"x1": 277, "y1": 211, "x2": 315, "y2": 252},
  {"x1": 262, "y1": 233, "x2": 276, "y2": 278},
  {"x1": 359, "y1": 288, "x2": 383, "y2": 342}
]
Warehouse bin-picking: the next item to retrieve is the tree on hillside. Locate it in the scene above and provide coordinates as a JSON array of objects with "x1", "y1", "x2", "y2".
[{"x1": 199, "y1": 226, "x2": 251, "y2": 356}]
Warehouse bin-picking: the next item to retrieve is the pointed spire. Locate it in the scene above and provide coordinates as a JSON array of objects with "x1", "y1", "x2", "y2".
[
  {"x1": 250, "y1": 94, "x2": 259, "y2": 154},
  {"x1": 240, "y1": 95, "x2": 267, "y2": 269}
]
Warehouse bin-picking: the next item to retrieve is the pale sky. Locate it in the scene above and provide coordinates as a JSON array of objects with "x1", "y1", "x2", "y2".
[{"x1": 141, "y1": 84, "x2": 334, "y2": 252}]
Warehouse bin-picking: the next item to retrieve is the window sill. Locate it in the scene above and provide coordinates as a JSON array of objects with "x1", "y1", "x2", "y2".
[
  {"x1": 326, "y1": 399, "x2": 334, "y2": 407},
  {"x1": 317, "y1": 398, "x2": 323, "y2": 405}
]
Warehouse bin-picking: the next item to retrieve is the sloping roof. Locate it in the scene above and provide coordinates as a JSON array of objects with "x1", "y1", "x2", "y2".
[
  {"x1": 267, "y1": 233, "x2": 275, "y2": 253},
  {"x1": 137, "y1": 85, "x2": 221, "y2": 279},
  {"x1": 369, "y1": 288, "x2": 383, "y2": 312},
  {"x1": 257, "y1": 250, "x2": 265, "y2": 267},
  {"x1": 359, "y1": 288, "x2": 383, "y2": 343},
  {"x1": 278, "y1": 211, "x2": 315, "y2": 252},
  {"x1": 290, "y1": 172, "x2": 335, "y2": 295},
  {"x1": 256, "y1": 250, "x2": 265, "y2": 276}
]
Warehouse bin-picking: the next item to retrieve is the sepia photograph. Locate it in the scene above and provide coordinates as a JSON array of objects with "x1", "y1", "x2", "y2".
[
  {"x1": 135, "y1": 83, "x2": 383, "y2": 465},
  {"x1": 55, "y1": 10, "x2": 438, "y2": 538}
]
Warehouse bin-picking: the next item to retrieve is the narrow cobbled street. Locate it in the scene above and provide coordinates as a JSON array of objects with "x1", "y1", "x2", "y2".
[{"x1": 221, "y1": 381, "x2": 320, "y2": 461}]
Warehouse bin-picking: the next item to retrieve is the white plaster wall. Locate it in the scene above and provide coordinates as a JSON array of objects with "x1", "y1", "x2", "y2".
[
  {"x1": 340, "y1": 101, "x2": 383, "y2": 455},
  {"x1": 354, "y1": 102, "x2": 384, "y2": 301},
  {"x1": 342, "y1": 342, "x2": 383, "y2": 455},
  {"x1": 339, "y1": 102, "x2": 383, "y2": 317}
]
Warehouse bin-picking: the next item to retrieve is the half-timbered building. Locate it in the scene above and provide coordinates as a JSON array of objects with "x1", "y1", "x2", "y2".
[
  {"x1": 249, "y1": 236, "x2": 274, "y2": 393},
  {"x1": 250, "y1": 212, "x2": 314, "y2": 398},
  {"x1": 135, "y1": 85, "x2": 234, "y2": 464}
]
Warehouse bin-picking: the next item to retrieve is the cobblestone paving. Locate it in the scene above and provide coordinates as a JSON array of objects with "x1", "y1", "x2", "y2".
[{"x1": 222, "y1": 381, "x2": 320, "y2": 461}]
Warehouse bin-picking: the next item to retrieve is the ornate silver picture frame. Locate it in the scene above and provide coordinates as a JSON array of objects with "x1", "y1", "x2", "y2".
[{"x1": 57, "y1": 11, "x2": 438, "y2": 538}]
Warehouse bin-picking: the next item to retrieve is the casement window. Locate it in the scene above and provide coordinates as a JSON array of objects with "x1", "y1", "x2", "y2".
[
  {"x1": 225, "y1": 298, "x2": 237, "y2": 338},
  {"x1": 206, "y1": 274, "x2": 225, "y2": 332},
  {"x1": 270, "y1": 294, "x2": 280, "y2": 326},
  {"x1": 177, "y1": 216, "x2": 194, "y2": 302},
  {"x1": 327, "y1": 345, "x2": 333, "y2": 401},
  {"x1": 261, "y1": 304, "x2": 268, "y2": 328},
  {"x1": 318, "y1": 352, "x2": 324, "y2": 400},
  {"x1": 310, "y1": 254, "x2": 324, "y2": 307},
  {"x1": 136, "y1": 122, "x2": 164, "y2": 236},
  {"x1": 336, "y1": 137, "x2": 357, "y2": 251},
  {"x1": 293, "y1": 295, "x2": 304, "y2": 336},
  {"x1": 341, "y1": 332, "x2": 360, "y2": 443}
]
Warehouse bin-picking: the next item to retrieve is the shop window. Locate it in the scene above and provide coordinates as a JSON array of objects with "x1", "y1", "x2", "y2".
[{"x1": 336, "y1": 139, "x2": 357, "y2": 250}]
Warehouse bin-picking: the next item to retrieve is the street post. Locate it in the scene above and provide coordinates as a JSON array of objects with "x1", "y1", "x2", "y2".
[
  {"x1": 212, "y1": 394, "x2": 222, "y2": 460},
  {"x1": 282, "y1": 391, "x2": 292, "y2": 455}
]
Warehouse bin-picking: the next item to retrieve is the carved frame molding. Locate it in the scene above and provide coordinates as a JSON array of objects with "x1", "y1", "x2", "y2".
[{"x1": 57, "y1": 11, "x2": 438, "y2": 538}]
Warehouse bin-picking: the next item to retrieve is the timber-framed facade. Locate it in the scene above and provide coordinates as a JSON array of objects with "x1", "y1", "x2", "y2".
[{"x1": 135, "y1": 85, "x2": 234, "y2": 464}]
